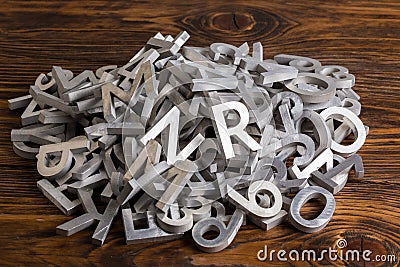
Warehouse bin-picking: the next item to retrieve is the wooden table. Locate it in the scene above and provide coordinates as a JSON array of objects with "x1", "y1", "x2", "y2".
[{"x1": 0, "y1": 1, "x2": 399, "y2": 266}]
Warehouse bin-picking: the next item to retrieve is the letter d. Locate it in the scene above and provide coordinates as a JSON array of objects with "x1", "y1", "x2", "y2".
[{"x1": 257, "y1": 245, "x2": 268, "y2": 261}]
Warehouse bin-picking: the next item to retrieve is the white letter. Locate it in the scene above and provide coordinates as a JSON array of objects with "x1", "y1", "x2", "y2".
[
  {"x1": 289, "y1": 250, "x2": 300, "y2": 261},
  {"x1": 212, "y1": 101, "x2": 261, "y2": 159},
  {"x1": 277, "y1": 250, "x2": 287, "y2": 261},
  {"x1": 362, "y1": 250, "x2": 372, "y2": 262},
  {"x1": 140, "y1": 106, "x2": 204, "y2": 164},
  {"x1": 257, "y1": 245, "x2": 268, "y2": 261}
]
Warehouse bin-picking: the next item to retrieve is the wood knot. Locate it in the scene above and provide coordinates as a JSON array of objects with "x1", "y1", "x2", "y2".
[
  {"x1": 178, "y1": 6, "x2": 298, "y2": 43},
  {"x1": 209, "y1": 12, "x2": 256, "y2": 33}
]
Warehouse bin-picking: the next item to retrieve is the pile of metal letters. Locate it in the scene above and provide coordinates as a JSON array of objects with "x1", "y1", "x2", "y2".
[{"x1": 8, "y1": 31, "x2": 367, "y2": 252}]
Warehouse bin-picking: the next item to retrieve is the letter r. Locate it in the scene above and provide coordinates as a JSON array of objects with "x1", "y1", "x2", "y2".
[{"x1": 212, "y1": 101, "x2": 262, "y2": 159}]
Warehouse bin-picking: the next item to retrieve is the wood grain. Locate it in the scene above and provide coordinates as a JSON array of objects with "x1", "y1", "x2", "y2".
[{"x1": 0, "y1": 0, "x2": 399, "y2": 266}]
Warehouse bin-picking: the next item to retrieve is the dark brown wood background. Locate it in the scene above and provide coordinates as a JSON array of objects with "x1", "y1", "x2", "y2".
[{"x1": 0, "y1": 0, "x2": 399, "y2": 266}]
